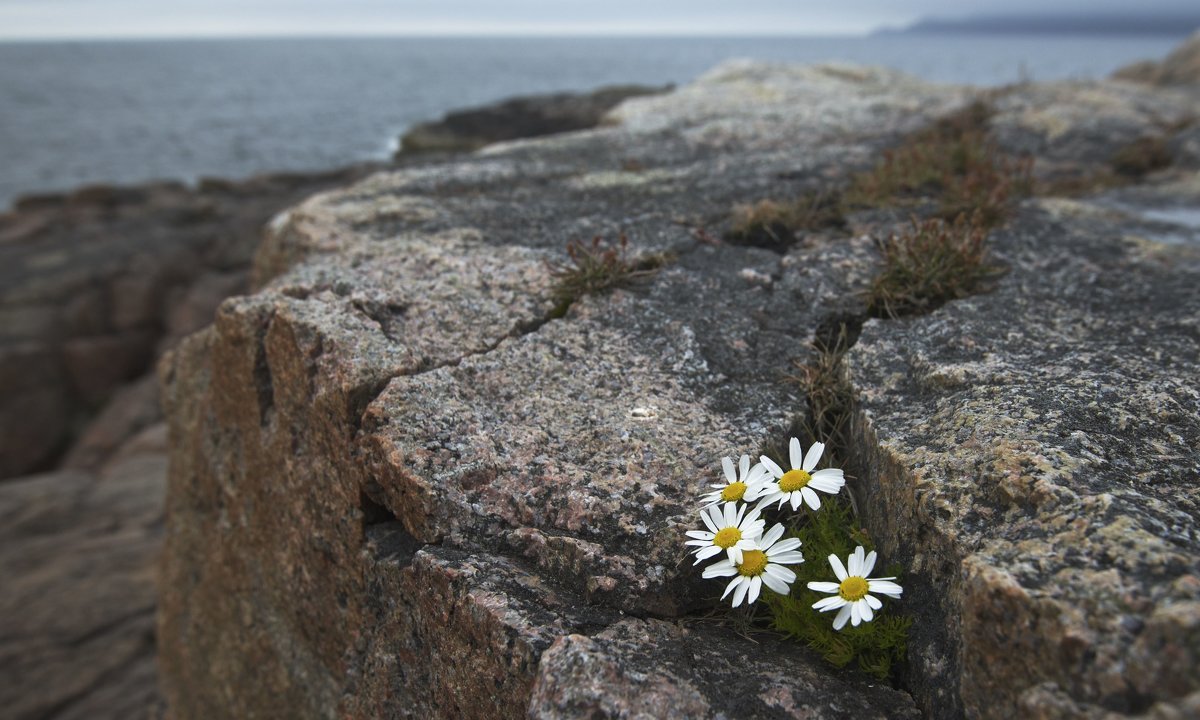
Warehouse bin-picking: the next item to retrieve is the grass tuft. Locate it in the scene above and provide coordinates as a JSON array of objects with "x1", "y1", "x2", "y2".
[
  {"x1": 546, "y1": 233, "x2": 669, "y2": 314},
  {"x1": 866, "y1": 213, "x2": 1002, "y2": 319},
  {"x1": 1110, "y1": 135, "x2": 1172, "y2": 178},
  {"x1": 728, "y1": 191, "x2": 846, "y2": 250},
  {"x1": 845, "y1": 100, "x2": 1032, "y2": 228}
]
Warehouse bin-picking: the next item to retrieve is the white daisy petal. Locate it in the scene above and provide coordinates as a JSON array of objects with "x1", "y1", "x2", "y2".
[
  {"x1": 721, "y1": 577, "x2": 742, "y2": 600},
  {"x1": 760, "y1": 455, "x2": 783, "y2": 478},
  {"x1": 808, "y1": 468, "x2": 845, "y2": 493},
  {"x1": 790, "y1": 493, "x2": 802, "y2": 511},
  {"x1": 813, "y1": 595, "x2": 847, "y2": 612},
  {"x1": 765, "y1": 564, "x2": 797, "y2": 583},
  {"x1": 849, "y1": 547, "x2": 862, "y2": 576},
  {"x1": 722, "y1": 456, "x2": 737, "y2": 484},
  {"x1": 859, "y1": 599, "x2": 874, "y2": 623},
  {"x1": 739, "y1": 454, "x2": 751, "y2": 479},
  {"x1": 768, "y1": 538, "x2": 802, "y2": 554},
  {"x1": 685, "y1": 530, "x2": 714, "y2": 540},
  {"x1": 850, "y1": 601, "x2": 862, "y2": 626},
  {"x1": 863, "y1": 550, "x2": 878, "y2": 577},
  {"x1": 725, "y1": 502, "x2": 739, "y2": 527},
  {"x1": 803, "y1": 441, "x2": 825, "y2": 472},
  {"x1": 693, "y1": 545, "x2": 722, "y2": 563},
  {"x1": 866, "y1": 594, "x2": 882, "y2": 610},
  {"x1": 833, "y1": 604, "x2": 853, "y2": 630},
  {"x1": 789, "y1": 437, "x2": 803, "y2": 469},
  {"x1": 728, "y1": 546, "x2": 743, "y2": 565},
  {"x1": 868, "y1": 579, "x2": 904, "y2": 597},
  {"x1": 762, "y1": 572, "x2": 790, "y2": 595},
  {"x1": 807, "y1": 581, "x2": 840, "y2": 594},
  {"x1": 829, "y1": 554, "x2": 848, "y2": 581},
  {"x1": 802, "y1": 487, "x2": 821, "y2": 511},
  {"x1": 761, "y1": 523, "x2": 785, "y2": 548},
  {"x1": 767, "y1": 551, "x2": 805, "y2": 565},
  {"x1": 732, "y1": 578, "x2": 750, "y2": 608},
  {"x1": 748, "y1": 577, "x2": 762, "y2": 605},
  {"x1": 703, "y1": 561, "x2": 737, "y2": 578}
]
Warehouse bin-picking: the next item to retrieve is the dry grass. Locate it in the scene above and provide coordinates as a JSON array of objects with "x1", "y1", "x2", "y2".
[
  {"x1": 547, "y1": 233, "x2": 669, "y2": 311},
  {"x1": 1110, "y1": 136, "x2": 1172, "y2": 178},
  {"x1": 845, "y1": 100, "x2": 1032, "y2": 228},
  {"x1": 866, "y1": 214, "x2": 1002, "y2": 318}
]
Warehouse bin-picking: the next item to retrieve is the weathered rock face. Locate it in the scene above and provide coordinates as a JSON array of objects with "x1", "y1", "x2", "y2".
[
  {"x1": 0, "y1": 422, "x2": 167, "y2": 720},
  {"x1": 0, "y1": 168, "x2": 370, "y2": 479},
  {"x1": 397, "y1": 84, "x2": 671, "y2": 155},
  {"x1": 159, "y1": 58, "x2": 1200, "y2": 719}
]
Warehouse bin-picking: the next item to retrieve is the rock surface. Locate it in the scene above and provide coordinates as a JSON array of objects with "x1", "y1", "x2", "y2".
[
  {"x1": 155, "y1": 50, "x2": 1200, "y2": 720},
  {"x1": 0, "y1": 423, "x2": 167, "y2": 720},
  {"x1": 0, "y1": 168, "x2": 371, "y2": 479},
  {"x1": 397, "y1": 84, "x2": 671, "y2": 155}
]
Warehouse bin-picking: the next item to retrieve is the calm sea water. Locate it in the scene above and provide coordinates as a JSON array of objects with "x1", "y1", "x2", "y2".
[{"x1": 0, "y1": 35, "x2": 1181, "y2": 208}]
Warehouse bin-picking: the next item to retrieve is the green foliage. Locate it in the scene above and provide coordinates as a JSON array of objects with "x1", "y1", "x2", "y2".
[
  {"x1": 763, "y1": 500, "x2": 912, "y2": 680},
  {"x1": 546, "y1": 233, "x2": 669, "y2": 313},
  {"x1": 727, "y1": 191, "x2": 846, "y2": 250},
  {"x1": 866, "y1": 213, "x2": 1003, "y2": 319}
]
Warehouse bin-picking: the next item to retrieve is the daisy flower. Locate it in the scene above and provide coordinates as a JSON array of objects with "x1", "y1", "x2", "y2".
[
  {"x1": 699, "y1": 454, "x2": 769, "y2": 507},
  {"x1": 757, "y1": 438, "x2": 845, "y2": 512},
  {"x1": 702, "y1": 523, "x2": 805, "y2": 607},
  {"x1": 807, "y1": 546, "x2": 903, "y2": 630},
  {"x1": 684, "y1": 502, "x2": 764, "y2": 565}
]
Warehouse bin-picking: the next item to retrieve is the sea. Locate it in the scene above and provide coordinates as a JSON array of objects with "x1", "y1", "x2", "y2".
[{"x1": 0, "y1": 35, "x2": 1184, "y2": 209}]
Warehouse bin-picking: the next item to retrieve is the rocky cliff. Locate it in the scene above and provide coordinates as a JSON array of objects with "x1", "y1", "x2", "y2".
[{"x1": 158, "y1": 60, "x2": 1200, "y2": 719}]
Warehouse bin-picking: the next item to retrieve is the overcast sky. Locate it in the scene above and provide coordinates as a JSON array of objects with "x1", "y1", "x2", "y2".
[{"x1": 1, "y1": 0, "x2": 1197, "y2": 39}]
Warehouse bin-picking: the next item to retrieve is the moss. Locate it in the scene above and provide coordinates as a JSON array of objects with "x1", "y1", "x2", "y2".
[
  {"x1": 546, "y1": 233, "x2": 669, "y2": 312},
  {"x1": 763, "y1": 500, "x2": 911, "y2": 680},
  {"x1": 727, "y1": 191, "x2": 846, "y2": 251},
  {"x1": 866, "y1": 213, "x2": 1003, "y2": 319}
]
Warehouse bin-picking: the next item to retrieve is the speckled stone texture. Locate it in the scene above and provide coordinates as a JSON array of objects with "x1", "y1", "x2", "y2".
[{"x1": 159, "y1": 58, "x2": 1200, "y2": 720}]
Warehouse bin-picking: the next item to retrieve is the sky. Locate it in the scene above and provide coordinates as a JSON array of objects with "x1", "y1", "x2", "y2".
[{"x1": 1, "y1": 0, "x2": 1198, "y2": 40}]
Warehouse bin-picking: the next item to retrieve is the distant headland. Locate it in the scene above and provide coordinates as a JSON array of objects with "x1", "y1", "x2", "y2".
[{"x1": 877, "y1": 13, "x2": 1200, "y2": 37}]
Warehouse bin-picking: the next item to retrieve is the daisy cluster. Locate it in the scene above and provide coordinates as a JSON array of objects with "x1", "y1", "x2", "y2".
[{"x1": 684, "y1": 438, "x2": 903, "y2": 630}]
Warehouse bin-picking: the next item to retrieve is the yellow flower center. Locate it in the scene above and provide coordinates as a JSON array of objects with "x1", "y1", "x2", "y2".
[
  {"x1": 839, "y1": 576, "x2": 869, "y2": 601},
  {"x1": 737, "y1": 550, "x2": 768, "y2": 577},
  {"x1": 713, "y1": 527, "x2": 742, "y2": 549},
  {"x1": 720, "y1": 482, "x2": 748, "y2": 502},
  {"x1": 779, "y1": 469, "x2": 811, "y2": 493}
]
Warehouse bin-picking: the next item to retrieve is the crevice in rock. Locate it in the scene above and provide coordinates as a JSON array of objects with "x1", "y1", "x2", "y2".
[{"x1": 251, "y1": 313, "x2": 275, "y2": 426}]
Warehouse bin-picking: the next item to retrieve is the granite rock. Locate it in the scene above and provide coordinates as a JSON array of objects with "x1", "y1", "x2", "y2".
[{"x1": 158, "y1": 58, "x2": 1200, "y2": 720}]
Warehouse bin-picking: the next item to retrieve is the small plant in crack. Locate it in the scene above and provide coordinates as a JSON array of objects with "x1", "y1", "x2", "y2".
[
  {"x1": 727, "y1": 191, "x2": 847, "y2": 250},
  {"x1": 546, "y1": 233, "x2": 670, "y2": 315},
  {"x1": 683, "y1": 437, "x2": 909, "y2": 681},
  {"x1": 867, "y1": 213, "x2": 1004, "y2": 319}
]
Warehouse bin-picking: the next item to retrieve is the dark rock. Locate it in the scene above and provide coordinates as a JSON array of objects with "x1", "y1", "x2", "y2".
[{"x1": 398, "y1": 83, "x2": 672, "y2": 155}]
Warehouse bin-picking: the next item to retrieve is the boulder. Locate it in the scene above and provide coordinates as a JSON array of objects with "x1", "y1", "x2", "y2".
[
  {"x1": 397, "y1": 83, "x2": 672, "y2": 154},
  {"x1": 158, "y1": 60, "x2": 1200, "y2": 719}
]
